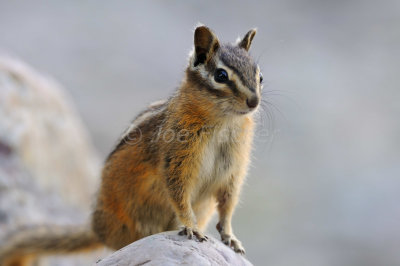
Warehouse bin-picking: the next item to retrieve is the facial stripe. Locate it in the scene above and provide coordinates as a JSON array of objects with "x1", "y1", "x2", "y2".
[
  {"x1": 186, "y1": 68, "x2": 229, "y2": 97},
  {"x1": 220, "y1": 57, "x2": 257, "y2": 90},
  {"x1": 226, "y1": 80, "x2": 240, "y2": 96},
  {"x1": 215, "y1": 61, "x2": 255, "y2": 99}
]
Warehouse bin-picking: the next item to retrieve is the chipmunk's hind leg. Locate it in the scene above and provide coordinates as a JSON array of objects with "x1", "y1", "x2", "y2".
[{"x1": 92, "y1": 209, "x2": 138, "y2": 250}]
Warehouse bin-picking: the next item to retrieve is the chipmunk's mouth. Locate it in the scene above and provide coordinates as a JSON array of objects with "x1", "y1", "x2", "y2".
[
  {"x1": 233, "y1": 110, "x2": 252, "y2": 115},
  {"x1": 232, "y1": 104, "x2": 259, "y2": 115}
]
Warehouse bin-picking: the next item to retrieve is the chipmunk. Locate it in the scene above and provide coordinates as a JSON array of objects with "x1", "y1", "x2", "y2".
[{"x1": 0, "y1": 25, "x2": 262, "y2": 266}]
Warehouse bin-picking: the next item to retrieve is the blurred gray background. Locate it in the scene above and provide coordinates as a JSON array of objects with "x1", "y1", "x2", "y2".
[{"x1": 1, "y1": 1, "x2": 399, "y2": 265}]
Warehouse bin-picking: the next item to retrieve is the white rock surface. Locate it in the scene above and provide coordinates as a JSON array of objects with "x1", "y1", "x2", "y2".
[
  {"x1": 96, "y1": 231, "x2": 253, "y2": 266},
  {"x1": 0, "y1": 55, "x2": 108, "y2": 265}
]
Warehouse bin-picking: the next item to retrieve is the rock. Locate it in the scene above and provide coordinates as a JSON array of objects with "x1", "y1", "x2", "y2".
[
  {"x1": 0, "y1": 55, "x2": 100, "y2": 210},
  {"x1": 96, "y1": 231, "x2": 253, "y2": 266},
  {"x1": 0, "y1": 55, "x2": 108, "y2": 265}
]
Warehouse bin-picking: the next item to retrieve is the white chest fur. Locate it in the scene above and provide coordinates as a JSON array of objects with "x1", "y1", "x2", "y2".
[{"x1": 196, "y1": 119, "x2": 248, "y2": 193}]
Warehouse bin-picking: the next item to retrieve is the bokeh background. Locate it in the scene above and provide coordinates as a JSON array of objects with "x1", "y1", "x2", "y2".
[{"x1": 1, "y1": 1, "x2": 399, "y2": 265}]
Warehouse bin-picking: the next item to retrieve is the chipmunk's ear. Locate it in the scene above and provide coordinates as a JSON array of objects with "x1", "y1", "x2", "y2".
[
  {"x1": 193, "y1": 26, "x2": 220, "y2": 67},
  {"x1": 238, "y1": 29, "x2": 257, "y2": 51}
]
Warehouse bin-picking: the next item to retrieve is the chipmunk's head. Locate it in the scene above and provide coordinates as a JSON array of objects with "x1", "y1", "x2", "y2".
[{"x1": 186, "y1": 26, "x2": 262, "y2": 116}]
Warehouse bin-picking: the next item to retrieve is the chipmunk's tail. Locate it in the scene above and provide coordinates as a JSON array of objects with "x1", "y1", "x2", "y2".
[{"x1": 0, "y1": 224, "x2": 103, "y2": 266}]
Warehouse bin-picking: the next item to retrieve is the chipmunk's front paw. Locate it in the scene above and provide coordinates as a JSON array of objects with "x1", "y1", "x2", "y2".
[
  {"x1": 220, "y1": 234, "x2": 245, "y2": 254},
  {"x1": 178, "y1": 226, "x2": 208, "y2": 242},
  {"x1": 216, "y1": 222, "x2": 245, "y2": 254}
]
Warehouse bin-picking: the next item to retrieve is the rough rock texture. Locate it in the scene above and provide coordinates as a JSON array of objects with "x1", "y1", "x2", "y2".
[
  {"x1": 0, "y1": 55, "x2": 108, "y2": 265},
  {"x1": 97, "y1": 231, "x2": 253, "y2": 266}
]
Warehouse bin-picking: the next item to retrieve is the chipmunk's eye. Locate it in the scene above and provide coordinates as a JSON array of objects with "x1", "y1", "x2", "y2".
[
  {"x1": 214, "y1": 68, "x2": 228, "y2": 83},
  {"x1": 259, "y1": 72, "x2": 264, "y2": 83}
]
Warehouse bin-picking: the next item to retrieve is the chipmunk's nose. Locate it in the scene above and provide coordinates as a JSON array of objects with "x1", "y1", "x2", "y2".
[{"x1": 246, "y1": 96, "x2": 259, "y2": 109}]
